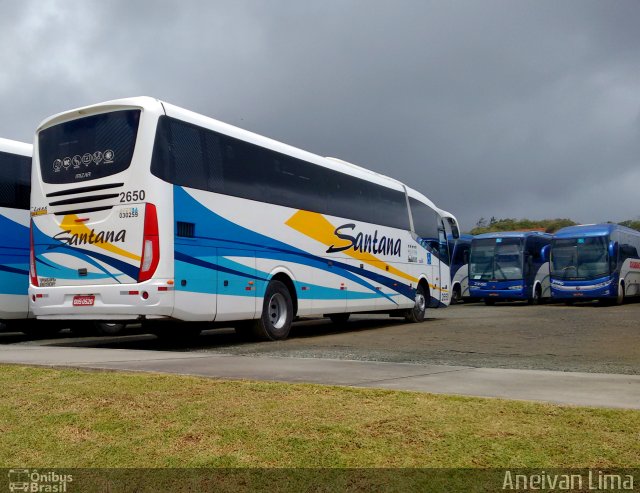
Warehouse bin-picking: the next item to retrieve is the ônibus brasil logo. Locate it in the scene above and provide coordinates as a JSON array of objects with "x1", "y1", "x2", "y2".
[{"x1": 7, "y1": 469, "x2": 73, "y2": 492}]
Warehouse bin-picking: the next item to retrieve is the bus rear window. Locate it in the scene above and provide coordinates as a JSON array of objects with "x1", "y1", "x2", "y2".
[{"x1": 38, "y1": 110, "x2": 140, "y2": 184}]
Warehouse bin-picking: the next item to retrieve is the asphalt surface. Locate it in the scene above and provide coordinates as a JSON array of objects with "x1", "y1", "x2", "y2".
[
  {"x1": 6, "y1": 301, "x2": 636, "y2": 375},
  {"x1": 1, "y1": 301, "x2": 638, "y2": 408}
]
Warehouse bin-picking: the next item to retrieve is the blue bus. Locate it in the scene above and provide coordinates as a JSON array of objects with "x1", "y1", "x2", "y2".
[
  {"x1": 449, "y1": 234, "x2": 472, "y2": 304},
  {"x1": 550, "y1": 224, "x2": 640, "y2": 304},
  {"x1": 469, "y1": 231, "x2": 552, "y2": 305},
  {"x1": 0, "y1": 139, "x2": 32, "y2": 332}
]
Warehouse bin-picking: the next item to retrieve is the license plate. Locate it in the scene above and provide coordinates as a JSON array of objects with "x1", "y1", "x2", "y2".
[{"x1": 72, "y1": 295, "x2": 95, "y2": 306}]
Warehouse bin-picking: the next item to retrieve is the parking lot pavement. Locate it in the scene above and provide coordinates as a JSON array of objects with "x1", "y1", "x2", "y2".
[
  {"x1": 18, "y1": 301, "x2": 634, "y2": 374},
  {"x1": 0, "y1": 344, "x2": 638, "y2": 409},
  {"x1": 1, "y1": 301, "x2": 638, "y2": 408}
]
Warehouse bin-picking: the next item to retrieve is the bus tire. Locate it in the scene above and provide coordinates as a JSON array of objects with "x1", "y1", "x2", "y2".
[
  {"x1": 528, "y1": 285, "x2": 542, "y2": 305},
  {"x1": 252, "y1": 280, "x2": 293, "y2": 340},
  {"x1": 93, "y1": 322, "x2": 126, "y2": 336},
  {"x1": 616, "y1": 284, "x2": 625, "y2": 305},
  {"x1": 328, "y1": 313, "x2": 350, "y2": 324},
  {"x1": 450, "y1": 285, "x2": 462, "y2": 305},
  {"x1": 404, "y1": 283, "x2": 428, "y2": 323}
]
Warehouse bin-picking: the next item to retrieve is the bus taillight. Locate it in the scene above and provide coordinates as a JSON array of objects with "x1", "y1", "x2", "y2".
[
  {"x1": 138, "y1": 203, "x2": 159, "y2": 283},
  {"x1": 29, "y1": 220, "x2": 38, "y2": 287}
]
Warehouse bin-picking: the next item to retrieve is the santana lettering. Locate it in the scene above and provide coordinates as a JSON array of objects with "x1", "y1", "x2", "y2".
[
  {"x1": 327, "y1": 224, "x2": 401, "y2": 257},
  {"x1": 53, "y1": 229, "x2": 127, "y2": 246}
]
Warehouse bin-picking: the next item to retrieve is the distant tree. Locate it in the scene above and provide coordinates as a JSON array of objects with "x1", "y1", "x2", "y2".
[
  {"x1": 619, "y1": 220, "x2": 640, "y2": 232},
  {"x1": 469, "y1": 218, "x2": 577, "y2": 235},
  {"x1": 475, "y1": 217, "x2": 487, "y2": 229}
]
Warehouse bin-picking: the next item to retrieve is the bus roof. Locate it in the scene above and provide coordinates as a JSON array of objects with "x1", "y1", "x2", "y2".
[
  {"x1": 36, "y1": 96, "x2": 442, "y2": 204},
  {"x1": 554, "y1": 223, "x2": 639, "y2": 238},
  {"x1": 473, "y1": 231, "x2": 552, "y2": 240},
  {"x1": 0, "y1": 138, "x2": 31, "y2": 157}
]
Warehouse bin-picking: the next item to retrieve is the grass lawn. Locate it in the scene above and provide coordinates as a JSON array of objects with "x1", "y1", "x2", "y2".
[{"x1": 0, "y1": 364, "x2": 638, "y2": 468}]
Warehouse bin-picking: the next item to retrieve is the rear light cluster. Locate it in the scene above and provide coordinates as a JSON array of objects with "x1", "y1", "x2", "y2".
[
  {"x1": 138, "y1": 203, "x2": 159, "y2": 282},
  {"x1": 30, "y1": 220, "x2": 38, "y2": 287}
]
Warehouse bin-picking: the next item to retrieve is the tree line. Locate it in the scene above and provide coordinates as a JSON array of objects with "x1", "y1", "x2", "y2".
[{"x1": 469, "y1": 218, "x2": 640, "y2": 235}]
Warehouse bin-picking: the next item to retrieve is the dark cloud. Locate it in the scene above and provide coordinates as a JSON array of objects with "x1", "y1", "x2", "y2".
[{"x1": 1, "y1": 0, "x2": 639, "y2": 229}]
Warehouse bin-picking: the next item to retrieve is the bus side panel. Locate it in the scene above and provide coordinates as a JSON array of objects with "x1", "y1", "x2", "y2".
[
  {"x1": 0, "y1": 208, "x2": 29, "y2": 319},
  {"x1": 174, "y1": 186, "x2": 424, "y2": 320},
  {"x1": 620, "y1": 258, "x2": 640, "y2": 297},
  {"x1": 172, "y1": 244, "x2": 217, "y2": 321},
  {"x1": 534, "y1": 262, "x2": 551, "y2": 298},
  {"x1": 214, "y1": 249, "x2": 256, "y2": 322}
]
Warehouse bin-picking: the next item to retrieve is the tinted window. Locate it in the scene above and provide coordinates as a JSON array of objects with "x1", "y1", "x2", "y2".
[
  {"x1": 409, "y1": 197, "x2": 439, "y2": 240},
  {"x1": 0, "y1": 151, "x2": 30, "y2": 209},
  {"x1": 152, "y1": 116, "x2": 411, "y2": 229},
  {"x1": 39, "y1": 110, "x2": 140, "y2": 184}
]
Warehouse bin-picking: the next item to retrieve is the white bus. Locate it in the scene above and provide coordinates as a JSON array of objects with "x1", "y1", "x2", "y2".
[
  {"x1": 0, "y1": 138, "x2": 33, "y2": 332},
  {"x1": 30, "y1": 97, "x2": 454, "y2": 339}
]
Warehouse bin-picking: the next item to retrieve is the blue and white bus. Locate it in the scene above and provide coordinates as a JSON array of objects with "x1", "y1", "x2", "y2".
[
  {"x1": 29, "y1": 97, "x2": 455, "y2": 339},
  {"x1": 469, "y1": 231, "x2": 552, "y2": 305},
  {"x1": 550, "y1": 224, "x2": 640, "y2": 304},
  {"x1": 448, "y1": 234, "x2": 472, "y2": 304},
  {"x1": 0, "y1": 138, "x2": 32, "y2": 331}
]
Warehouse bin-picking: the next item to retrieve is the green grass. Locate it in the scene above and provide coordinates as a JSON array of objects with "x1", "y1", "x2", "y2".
[{"x1": 0, "y1": 364, "x2": 638, "y2": 468}]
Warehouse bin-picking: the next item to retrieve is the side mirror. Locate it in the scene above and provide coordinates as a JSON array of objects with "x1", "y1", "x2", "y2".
[
  {"x1": 447, "y1": 218, "x2": 460, "y2": 239},
  {"x1": 540, "y1": 245, "x2": 550, "y2": 263},
  {"x1": 609, "y1": 241, "x2": 619, "y2": 267},
  {"x1": 463, "y1": 251, "x2": 469, "y2": 264}
]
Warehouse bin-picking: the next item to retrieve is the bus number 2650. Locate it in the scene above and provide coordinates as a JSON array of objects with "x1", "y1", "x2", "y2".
[{"x1": 119, "y1": 190, "x2": 146, "y2": 203}]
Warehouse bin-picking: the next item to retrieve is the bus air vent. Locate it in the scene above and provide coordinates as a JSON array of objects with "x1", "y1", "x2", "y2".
[
  {"x1": 177, "y1": 222, "x2": 195, "y2": 238},
  {"x1": 49, "y1": 193, "x2": 120, "y2": 207},
  {"x1": 46, "y1": 182, "x2": 124, "y2": 198}
]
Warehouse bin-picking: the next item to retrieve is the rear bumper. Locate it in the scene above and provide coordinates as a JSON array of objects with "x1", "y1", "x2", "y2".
[{"x1": 29, "y1": 280, "x2": 174, "y2": 320}]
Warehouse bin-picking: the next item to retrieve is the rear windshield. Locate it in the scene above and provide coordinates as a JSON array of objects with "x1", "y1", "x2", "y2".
[{"x1": 38, "y1": 110, "x2": 140, "y2": 184}]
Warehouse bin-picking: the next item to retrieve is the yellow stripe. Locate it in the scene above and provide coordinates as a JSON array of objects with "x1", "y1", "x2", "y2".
[
  {"x1": 60, "y1": 215, "x2": 141, "y2": 262},
  {"x1": 285, "y1": 210, "x2": 419, "y2": 284}
]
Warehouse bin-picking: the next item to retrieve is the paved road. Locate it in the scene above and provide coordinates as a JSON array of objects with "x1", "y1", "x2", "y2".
[{"x1": 0, "y1": 344, "x2": 639, "y2": 409}]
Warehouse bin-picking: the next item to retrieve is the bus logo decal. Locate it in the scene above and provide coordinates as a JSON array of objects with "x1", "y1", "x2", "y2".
[{"x1": 327, "y1": 223, "x2": 402, "y2": 257}]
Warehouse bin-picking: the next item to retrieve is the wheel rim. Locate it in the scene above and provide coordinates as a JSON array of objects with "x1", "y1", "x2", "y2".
[
  {"x1": 415, "y1": 292, "x2": 426, "y2": 313},
  {"x1": 268, "y1": 293, "x2": 288, "y2": 329}
]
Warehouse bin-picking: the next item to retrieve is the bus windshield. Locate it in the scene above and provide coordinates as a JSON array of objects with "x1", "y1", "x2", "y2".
[
  {"x1": 38, "y1": 110, "x2": 140, "y2": 184},
  {"x1": 551, "y1": 236, "x2": 609, "y2": 280},
  {"x1": 469, "y1": 238, "x2": 523, "y2": 281}
]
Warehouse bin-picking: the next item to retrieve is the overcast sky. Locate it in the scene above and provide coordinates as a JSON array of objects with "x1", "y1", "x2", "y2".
[{"x1": 1, "y1": 0, "x2": 638, "y2": 230}]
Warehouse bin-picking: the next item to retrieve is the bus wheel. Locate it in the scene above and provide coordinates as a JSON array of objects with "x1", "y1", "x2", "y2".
[
  {"x1": 450, "y1": 286, "x2": 462, "y2": 305},
  {"x1": 252, "y1": 280, "x2": 293, "y2": 340},
  {"x1": 328, "y1": 313, "x2": 350, "y2": 324},
  {"x1": 616, "y1": 284, "x2": 625, "y2": 305},
  {"x1": 405, "y1": 283, "x2": 428, "y2": 323},
  {"x1": 528, "y1": 286, "x2": 542, "y2": 305},
  {"x1": 93, "y1": 322, "x2": 126, "y2": 336}
]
